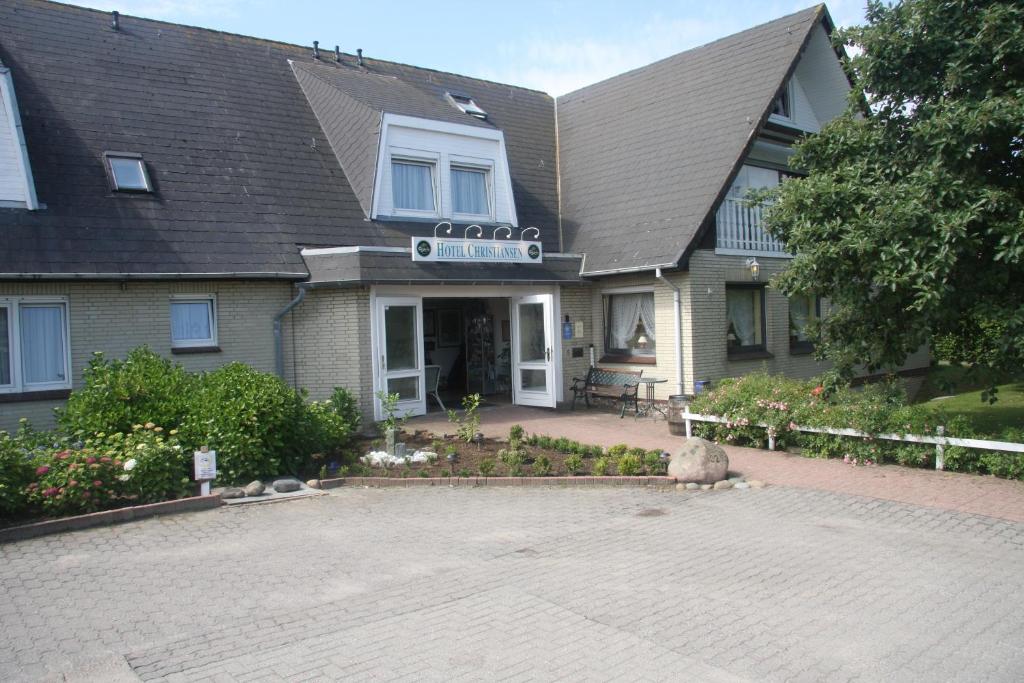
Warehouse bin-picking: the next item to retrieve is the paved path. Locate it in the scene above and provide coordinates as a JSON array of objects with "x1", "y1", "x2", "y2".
[
  {"x1": 410, "y1": 405, "x2": 1024, "y2": 522},
  {"x1": 2, "y1": 486, "x2": 1023, "y2": 681}
]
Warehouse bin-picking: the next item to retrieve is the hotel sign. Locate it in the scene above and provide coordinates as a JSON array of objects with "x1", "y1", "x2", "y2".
[{"x1": 411, "y1": 236, "x2": 543, "y2": 264}]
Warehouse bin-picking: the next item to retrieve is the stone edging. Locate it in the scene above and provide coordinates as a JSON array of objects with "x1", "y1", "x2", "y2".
[
  {"x1": 0, "y1": 495, "x2": 224, "y2": 544},
  {"x1": 320, "y1": 476, "x2": 677, "y2": 489}
]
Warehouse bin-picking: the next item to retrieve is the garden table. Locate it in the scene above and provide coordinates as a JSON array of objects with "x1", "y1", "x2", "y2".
[{"x1": 636, "y1": 377, "x2": 667, "y2": 418}]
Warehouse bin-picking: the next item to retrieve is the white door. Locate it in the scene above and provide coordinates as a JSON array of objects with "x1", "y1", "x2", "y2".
[
  {"x1": 511, "y1": 294, "x2": 556, "y2": 407},
  {"x1": 374, "y1": 297, "x2": 426, "y2": 419}
]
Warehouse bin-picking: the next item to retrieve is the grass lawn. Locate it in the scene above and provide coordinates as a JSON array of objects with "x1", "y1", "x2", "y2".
[{"x1": 917, "y1": 364, "x2": 1024, "y2": 436}]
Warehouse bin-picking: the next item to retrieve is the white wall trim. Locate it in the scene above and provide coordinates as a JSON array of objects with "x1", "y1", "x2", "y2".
[{"x1": 0, "y1": 67, "x2": 39, "y2": 210}]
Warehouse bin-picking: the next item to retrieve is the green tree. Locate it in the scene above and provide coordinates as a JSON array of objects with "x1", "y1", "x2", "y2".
[{"x1": 764, "y1": 0, "x2": 1024, "y2": 395}]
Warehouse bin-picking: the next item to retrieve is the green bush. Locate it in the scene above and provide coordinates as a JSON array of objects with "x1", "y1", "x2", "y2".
[
  {"x1": 533, "y1": 455, "x2": 552, "y2": 476},
  {"x1": 0, "y1": 420, "x2": 55, "y2": 517},
  {"x1": 96, "y1": 426, "x2": 192, "y2": 504},
  {"x1": 564, "y1": 453, "x2": 583, "y2": 475},
  {"x1": 478, "y1": 459, "x2": 495, "y2": 477},
  {"x1": 593, "y1": 456, "x2": 610, "y2": 476},
  {"x1": 178, "y1": 363, "x2": 309, "y2": 484},
  {"x1": 329, "y1": 387, "x2": 362, "y2": 435},
  {"x1": 607, "y1": 443, "x2": 630, "y2": 458},
  {"x1": 616, "y1": 453, "x2": 642, "y2": 476},
  {"x1": 643, "y1": 450, "x2": 664, "y2": 475},
  {"x1": 58, "y1": 348, "x2": 194, "y2": 437},
  {"x1": 509, "y1": 424, "x2": 525, "y2": 443}
]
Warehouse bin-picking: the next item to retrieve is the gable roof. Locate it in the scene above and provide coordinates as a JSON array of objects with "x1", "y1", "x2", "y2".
[
  {"x1": 556, "y1": 5, "x2": 830, "y2": 276},
  {"x1": 0, "y1": 0, "x2": 559, "y2": 279}
]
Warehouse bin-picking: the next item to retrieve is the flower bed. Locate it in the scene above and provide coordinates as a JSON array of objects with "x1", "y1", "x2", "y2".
[{"x1": 344, "y1": 426, "x2": 668, "y2": 479}]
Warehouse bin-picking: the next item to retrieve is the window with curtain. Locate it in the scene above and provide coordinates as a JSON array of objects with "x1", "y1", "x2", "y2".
[
  {"x1": 603, "y1": 292, "x2": 656, "y2": 359},
  {"x1": 451, "y1": 166, "x2": 489, "y2": 216},
  {"x1": 391, "y1": 160, "x2": 436, "y2": 212},
  {"x1": 171, "y1": 298, "x2": 216, "y2": 348},
  {"x1": 20, "y1": 304, "x2": 68, "y2": 387},
  {"x1": 0, "y1": 306, "x2": 12, "y2": 387},
  {"x1": 726, "y1": 286, "x2": 766, "y2": 354},
  {"x1": 789, "y1": 294, "x2": 819, "y2": 352}
]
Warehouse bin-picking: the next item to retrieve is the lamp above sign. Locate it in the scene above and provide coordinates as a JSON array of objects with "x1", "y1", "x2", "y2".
[{"x1": 411, "y1": 236, "x2": 543, "y2": 264}]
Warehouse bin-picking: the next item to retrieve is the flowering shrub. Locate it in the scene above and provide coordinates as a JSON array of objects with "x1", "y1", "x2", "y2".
[
  {"x1": 0, "y1": 420, "x2": 66, "y2": 517},
  {"x1": 96, "y1": 425, "x2": 191, "y2": 504},
  {"x1": 689, "y1": 372, "x2": 1007, "y2": 476},
  {"x1": 26, "y1": 445, "x2": 124, "y2": 515}
]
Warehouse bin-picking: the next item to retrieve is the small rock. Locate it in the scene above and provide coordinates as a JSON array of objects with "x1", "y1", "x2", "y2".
[
  {"x1": 728, "y1": 476, "x2": 745, "y2": 483},
  {"x1": 713, "y1": 480, "x2": 733, "y2": 490},
  {"x1": 685, "y1": 482, "x2": 701, "y2": 490},
  {"x1": 675, "y1": 483, "x2": 686, "y2": 491},
  {"x1": 700, "y1": 484, "x2": 712, "y2": 490},
  {"x1": 244, "y1": 480, "x2": 265, "y2": 497},
  {"x1": 220, "y1": 487, "x2": 245, "y2": 499},
  {"x1": 306, "y1": 479, "x2": 321, "y2": 489},
  {"x1": 748, "y1": 480, "x2": 766, "y2": 489},
  {"x1": 734, "y1": 482, "x2": 751, "y2": 490},
  {"x1": 272, "y1": 479, "x2": 301, "y2": 493}
]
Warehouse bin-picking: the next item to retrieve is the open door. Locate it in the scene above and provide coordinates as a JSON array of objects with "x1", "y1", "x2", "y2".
[
  {"x1": 511, "y1": 294, "x2": 556, "y2": 407},
  {"x1": 374, "y1": 296, "x2": 426, "y2": 419}
]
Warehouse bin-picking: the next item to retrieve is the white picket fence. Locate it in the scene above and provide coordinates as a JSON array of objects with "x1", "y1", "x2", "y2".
[{"x1": 679, "y1": 406, "x2": 1024, "y2": 470}]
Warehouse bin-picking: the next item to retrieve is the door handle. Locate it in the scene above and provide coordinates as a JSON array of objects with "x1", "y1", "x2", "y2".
[
  {"x1": 545, "y1": 347, "x2": 551, "y2": 361},
  {"x1": 381, "y1": 354, "x2": 386, "y2": 371}
]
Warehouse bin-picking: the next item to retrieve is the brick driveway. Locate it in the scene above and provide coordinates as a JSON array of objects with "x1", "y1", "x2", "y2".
[{"x1": 2, "y1": 485, "x2": 1023, "y2": 681}]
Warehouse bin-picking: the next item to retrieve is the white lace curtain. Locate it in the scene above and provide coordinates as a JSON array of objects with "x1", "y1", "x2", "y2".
[
  {"x1": 451, "y1": 168, "x2": 488, "y2": 215},
  {"x1": 392, "y1": 161, "x2": 435, "y2": 211},
  {"x1": 20, "y1": 305, "x2": 65, "y2": 384},
  {"x1": 726, "y1": 290, "x2": 756, "y2": 346},
  {"x1": 609, "y1": 293, "x2": 656, "y2": 349},
  {"x1": 789, "y1": 296, "x2": 811, "y2": 341},
  {"x1": 171, "y1": 302, "x2": 212, "y2": 342}
]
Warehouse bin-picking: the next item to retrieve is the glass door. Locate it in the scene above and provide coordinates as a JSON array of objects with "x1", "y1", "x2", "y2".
[
  {"x1": 375, "y1": 297, "x2": 426, "y2": 419},
  {"x1": 511, "y1": 294, "x2": 556, "y2": 407}
]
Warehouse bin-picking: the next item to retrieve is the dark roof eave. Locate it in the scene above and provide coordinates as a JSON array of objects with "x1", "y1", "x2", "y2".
[{"x1": 0, "y1": 271, "x2": 310, "y2": 281}]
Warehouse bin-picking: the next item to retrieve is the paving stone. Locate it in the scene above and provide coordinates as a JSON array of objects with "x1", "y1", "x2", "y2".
[{"x1": 0, "y1": 487, "x2": 1022, "y2": 682}]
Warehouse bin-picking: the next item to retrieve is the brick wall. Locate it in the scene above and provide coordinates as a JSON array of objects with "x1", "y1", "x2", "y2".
[
  {"x1": 0, "y1": 280, "x2": 294, "y2": 431},
  {"x1": 285, "y1": 286, "x2": 374, "y2": 419}
]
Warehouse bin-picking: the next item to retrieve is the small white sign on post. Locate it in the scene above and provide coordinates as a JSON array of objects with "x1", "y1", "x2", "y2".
[{"x1": 194, "y1": 447, "x2": 217, "y2": 496}]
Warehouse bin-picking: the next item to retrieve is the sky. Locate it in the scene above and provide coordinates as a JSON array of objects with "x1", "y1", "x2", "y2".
[{"x1": 66, "y1": 0, "x2": 869, "y2": 95}]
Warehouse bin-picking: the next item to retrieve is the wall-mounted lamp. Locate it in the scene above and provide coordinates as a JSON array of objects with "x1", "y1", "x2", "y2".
[
  {"x1": 637, "y1": 334, "x2": 649, "y2": 350},
  {"x1": 745, "y1": 257, "x2": 760, "y2": 281}
]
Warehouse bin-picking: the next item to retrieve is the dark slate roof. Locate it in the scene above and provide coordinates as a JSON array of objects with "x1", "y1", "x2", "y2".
[
  {"x1": 0, "y1": 0, "x2": 559, "y2": 278},
  {"x1": 557, "y1": 5, "x2": 828, "y2": 275},
  {"x1": 303, "y1": 250, "x2": 582, "y2": 287}
]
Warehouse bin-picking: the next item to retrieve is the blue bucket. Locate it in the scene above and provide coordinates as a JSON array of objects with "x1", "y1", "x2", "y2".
[{"x1": 694, "y1": 380, "x2": 711, "y2": 394}]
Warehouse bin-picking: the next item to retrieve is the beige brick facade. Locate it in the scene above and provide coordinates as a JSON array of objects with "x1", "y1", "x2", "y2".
[{"x1": 0, "y1": 280, "x2": 295, "y2": 431}]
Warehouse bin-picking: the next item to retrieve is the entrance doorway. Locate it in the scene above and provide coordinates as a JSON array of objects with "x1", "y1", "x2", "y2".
[{"x1": 372, "y1": 287, "x2": 559, "y2": 420}]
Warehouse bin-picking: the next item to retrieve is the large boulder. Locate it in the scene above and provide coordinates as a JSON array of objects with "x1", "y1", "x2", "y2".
[{"x1": 668, "y1": 437, "x2": 729, "y2": 484}]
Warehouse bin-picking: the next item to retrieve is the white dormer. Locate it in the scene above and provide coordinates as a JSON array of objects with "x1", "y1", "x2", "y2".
[
  {"x1": 371, "y1": 113, "x2": 518, "y2": 226},
  {"x1": 0, "y1": 66, "x2": 39, "y2": 210}
]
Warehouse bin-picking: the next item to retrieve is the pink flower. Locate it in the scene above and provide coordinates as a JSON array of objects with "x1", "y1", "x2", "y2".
[
  {"x1": 68, "y1": 479, "x2": 78, "y2": 487},
  {"x1": 43, "y1": 487, "x2": 59, "y2": 497},
  {"x1": 35, "y1": 465, "x2": 50, "y2": 476},
  {"x1": 56, "y1": 451, "x2": 69, "y2": 460},
  {"x1": 100, "y1": 456, "x2": 112, "y2": 464},
  {"x1": 811, "y1": 386, "x2": 824, "y2": 397},
  {"x1": 93, "y1": 480, "x2": 103, "y2": 488},
  {"x1": 82, "y1": 492, "x2": 91, "y2": 499},
  {"x1": 788, "y1": 422, "x2": 798, "y2": 431},
  {"x1": 85, "y1": 456, "x2": 96, "y2": 465}
]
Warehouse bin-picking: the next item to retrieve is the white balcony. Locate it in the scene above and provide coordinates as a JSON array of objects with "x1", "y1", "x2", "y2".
[{"x1": 715, "y1": 196, "x2": 791, "y2": 257}]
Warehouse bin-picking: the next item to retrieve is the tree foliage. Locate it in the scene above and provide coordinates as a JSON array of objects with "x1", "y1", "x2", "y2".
[{"x1": 764, "y1": 0, "x2": 1024, "y2": 388}]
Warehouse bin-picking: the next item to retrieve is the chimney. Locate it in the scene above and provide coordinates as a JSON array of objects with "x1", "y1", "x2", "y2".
[
  {"x1": 334, "y1": 45, "x2": 341, "y2": 62},
  {"x1": 111, "y1": 11, "x2": 120, "y2": 31},
  {"x1": 357, "y1": 48, "x2": 364, "y2": 66},
  {"x1": 312, "y1": 41, "x2": 320, "y2": 60}
]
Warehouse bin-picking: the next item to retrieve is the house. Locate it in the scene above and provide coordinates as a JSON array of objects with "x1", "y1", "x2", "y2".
[{"x1": 0, "y1": 1, "x2": 928, "y2": 430}]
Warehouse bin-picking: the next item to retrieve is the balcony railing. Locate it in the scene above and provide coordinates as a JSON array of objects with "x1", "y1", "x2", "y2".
[{"x1": 715, "y1": 196, "x2": 791, "y2": 257}]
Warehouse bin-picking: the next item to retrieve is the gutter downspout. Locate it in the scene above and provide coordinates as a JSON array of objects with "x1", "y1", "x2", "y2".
[
  {"x1": 655, "y1": 268, "x2": 684, "y2": 396},
  {"x1": 274, "y1": 286, "x2": 307, "y2": 378}
]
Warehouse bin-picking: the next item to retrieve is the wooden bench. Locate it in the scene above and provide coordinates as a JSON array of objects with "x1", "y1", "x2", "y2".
[{"x1": 570, "y1": 367, "x2": 643, "y2": 417}]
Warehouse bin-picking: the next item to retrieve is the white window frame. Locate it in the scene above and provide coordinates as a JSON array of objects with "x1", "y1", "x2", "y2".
[
  {"x1": 449, "y1": 156, "x2": 494, "y2": 222},
  {"x1": 389, "y1": 149, "x2": 441, "y2": 219},
  {"x1": 601, "y1": 288, "x2": 657, "y2": 359},
  {"x1": 768, "y1": 80, "x2": 795, "y2": 124},
  {"x1": 0, "y1": 297, "x2": 72, "y2": 394},
  {"x1": 170, "y1": 294, "x2": 218, "y2": 349}
]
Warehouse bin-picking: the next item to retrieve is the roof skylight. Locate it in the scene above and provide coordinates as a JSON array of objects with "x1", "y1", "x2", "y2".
[
  {"x1": 446, "y1": 92, "x2": 487, "y2": 120},
  {"x1": 104, "y1": 152, "x2": 152, "y2": 193}
]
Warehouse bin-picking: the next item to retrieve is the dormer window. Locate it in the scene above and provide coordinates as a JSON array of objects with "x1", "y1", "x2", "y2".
[
  {"x1": 104, "y1": 152, "x2": 152, "y2": 193},
  {"x1": 770, "y1": 82, "x2": 792, "y2": 119},
  {"x1": 446, "y1": 92, "x2": 487, "y2": 120},
  {"x1": 391, "y1": 157, "x2": 438, "y2": 215}
]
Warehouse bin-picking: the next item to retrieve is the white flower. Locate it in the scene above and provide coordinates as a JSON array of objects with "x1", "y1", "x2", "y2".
[
  {"x1": 118, "y1": 474, "x2": 131, "y2": 482},
  {"x1": 124, "y1": 458, "x2": 137, "y2": 471}
]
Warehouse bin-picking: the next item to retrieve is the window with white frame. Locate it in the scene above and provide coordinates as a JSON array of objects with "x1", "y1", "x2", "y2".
[
  {"x1": 0, "y1": 298, "x2": 71, "y2": 393},
  {"x1": 770, "y1": 81, "x2": 792, "y2": 120},
  {"x1": 170, "y1": 296, "x2": 217, "y2": 348},
  {"x1": 104, "y1": 152, "x2": 153, "y2": 193},
  {"x1": 603, "y1": 292, "x2": 656, "y2": 359},
  {"x1": 726, "y1": 285, "x2": 767, "y2": 355},
  {"x1": 391, "y1": 158, "x2": 438, "y2": 214},
  {"x1": 450, "y1": 165, "x2": 490, "y2": 217}
]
